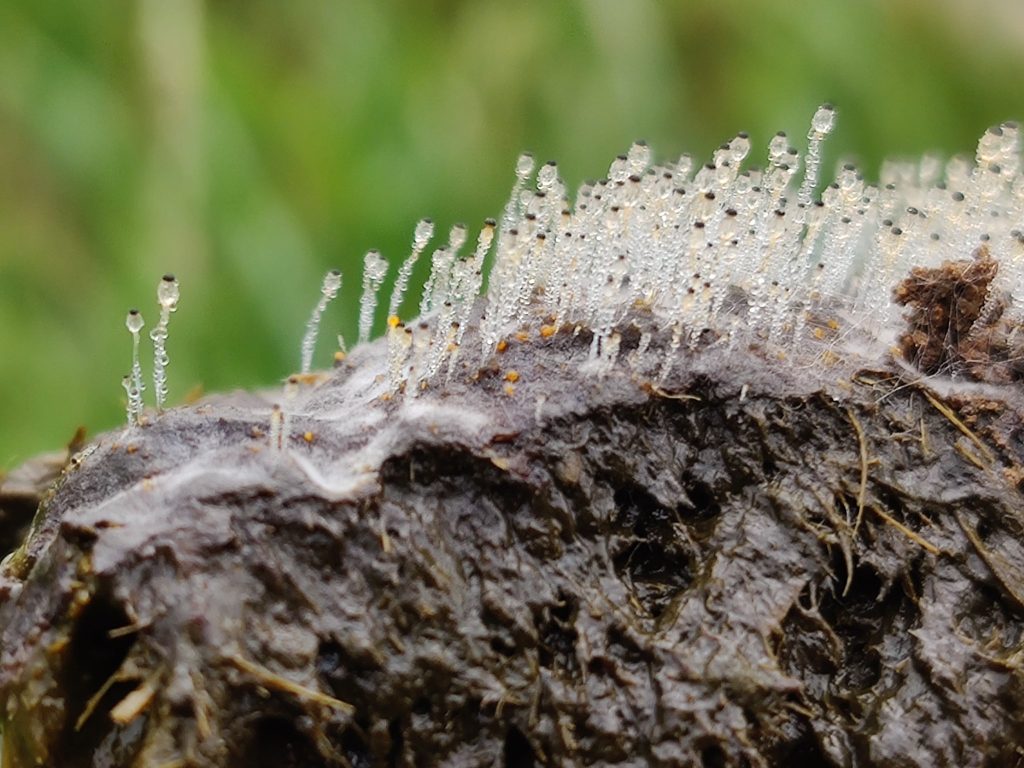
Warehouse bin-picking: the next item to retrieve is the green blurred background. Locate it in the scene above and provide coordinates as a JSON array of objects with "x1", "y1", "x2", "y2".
[{"x1": 1, "y1": 0, "x2": 1023, "y2": 468}]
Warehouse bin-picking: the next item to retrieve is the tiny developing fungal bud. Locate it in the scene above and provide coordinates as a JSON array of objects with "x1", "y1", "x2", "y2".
[
  {"x1": 358, "y1": 250, "x2": 389, "y2": 344},
  {"x1": 626, "y1": 140, "x2": 652, "y2": 176},
  {"x1": 471, "y1": 219, "x2": 496, "y2": 273},
  {"x1": 158, "y1": 273, "x2": 180, "y2": 310},
  {"x1": 279, "y1": 374, "x2": 300, "y2": 447},
  {"x1": 516, "y1": 152, "x2": 536, "y2": 181},
  {"x1": 386, "y1": 321, "x2": 413, "y2": 393},
  {"x1": 811, "y1": 102, "x2": 837, "y2": 134},
  {"x1": 501, "y1": 154, "x2": 536, "y2": 232},
  {"x1": 300, "y1": 269, "x2": 342, "y2": 374},
  {"x1": 448, "y1": 223, "x2": 469, "y2": 256},
  {"x1": 150, "y1": 274, "x2": 179, "y2": 413},
  {"x1": 126, "y1": 308, "x2": 145, "y2": 334},
  {"x1": 537, "y1": 162, "x2": 559, "y2": 192},
  {"x1": 268, "y1": 404, "x2": 283, "y2": 451},
  {"x1": 768, "y1": 132, "x2": 789, "y2": 167}
]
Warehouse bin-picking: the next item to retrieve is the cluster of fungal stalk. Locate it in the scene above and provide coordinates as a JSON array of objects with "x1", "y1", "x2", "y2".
[
  {"x1": 127, "y1": 105, "x2": 1024, "y2": 443},
  {"x1": 364, "y1": 104, "x2": 1023, "y2": 394},
  {"x1": 122, "y1": 274, "x2": 180, "y2": 426}
]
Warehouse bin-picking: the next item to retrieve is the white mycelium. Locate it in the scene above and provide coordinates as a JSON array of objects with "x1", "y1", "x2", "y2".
[{"x1": 353, "y1": 105, "x2": 1023, "y2": 393}]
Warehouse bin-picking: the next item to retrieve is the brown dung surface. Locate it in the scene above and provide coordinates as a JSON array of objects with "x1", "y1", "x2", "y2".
[{"x1": 1, "y1": 308, "x2": 1024, "y2": 767}]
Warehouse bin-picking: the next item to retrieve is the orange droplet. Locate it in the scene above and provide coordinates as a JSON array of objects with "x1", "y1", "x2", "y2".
[{"x1": 294, "y1": 372, "x2": 328, "y2": 385}]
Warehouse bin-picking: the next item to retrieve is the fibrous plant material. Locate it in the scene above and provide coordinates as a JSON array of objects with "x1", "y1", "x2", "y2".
[
  {"x1": 2, "y1": 108, "x2": 1024, "y2": 767},
  {"x1": 894, "y1": 244, "x2": 1024, "y2": 382}
]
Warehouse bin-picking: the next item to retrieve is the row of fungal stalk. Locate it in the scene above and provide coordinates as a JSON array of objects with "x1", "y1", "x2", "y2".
[{"x1": 123, "y1": 105, "x2": 1024, "y2": 443}]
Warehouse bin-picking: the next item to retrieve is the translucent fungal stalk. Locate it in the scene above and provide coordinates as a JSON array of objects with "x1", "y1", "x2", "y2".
[
  {"x1": 386, "y1": 320, "x2": 413, "y2": 392},
  {"x1": 280, "y1": 374, "x2": 299, "y2": 448},
  {"x1": 121, "y1": 375, "x2": 136, "y2": 428},
  {"x1": 388, "y1": 219, "x2": 434, "y2": 321},
  {"x1": 421, "y1": 224, "x2": 469, "y2": 317},
  {"x1": 150, "y1": 275, "x2": 179, "y2": 412},
  {"x1": 798, "y1": 104, "x2": 836, "y2": 208},
  {"x1": 500, "y1": 153, "x2": 535, "y2": 234},
  {"x1": 300, "y1": 269, "x2": 342, "y2": 374},
  {"x1": 358, "y1": 250, "x2": 389, "y2": 344},
  {"x1": 448, "y1": 220, "x2": 497, "y2": 354},
  {"x1": 469, "y1": 218, "x2": 496, "y2": 274},
  {"x1": 419, "y1": 248, "x2": 451, "y2": 318},
  {"x1": 124, "y1": 308, "x2": 145, "y2": 425},
  {"x1": 136, "y1": 106, "x2": 1024, "y2": 406}
]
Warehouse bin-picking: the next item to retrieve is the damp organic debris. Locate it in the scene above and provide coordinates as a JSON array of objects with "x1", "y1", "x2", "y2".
[{"x1": 1, "y1": 106, "x2": 1024, "y2": 767}]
